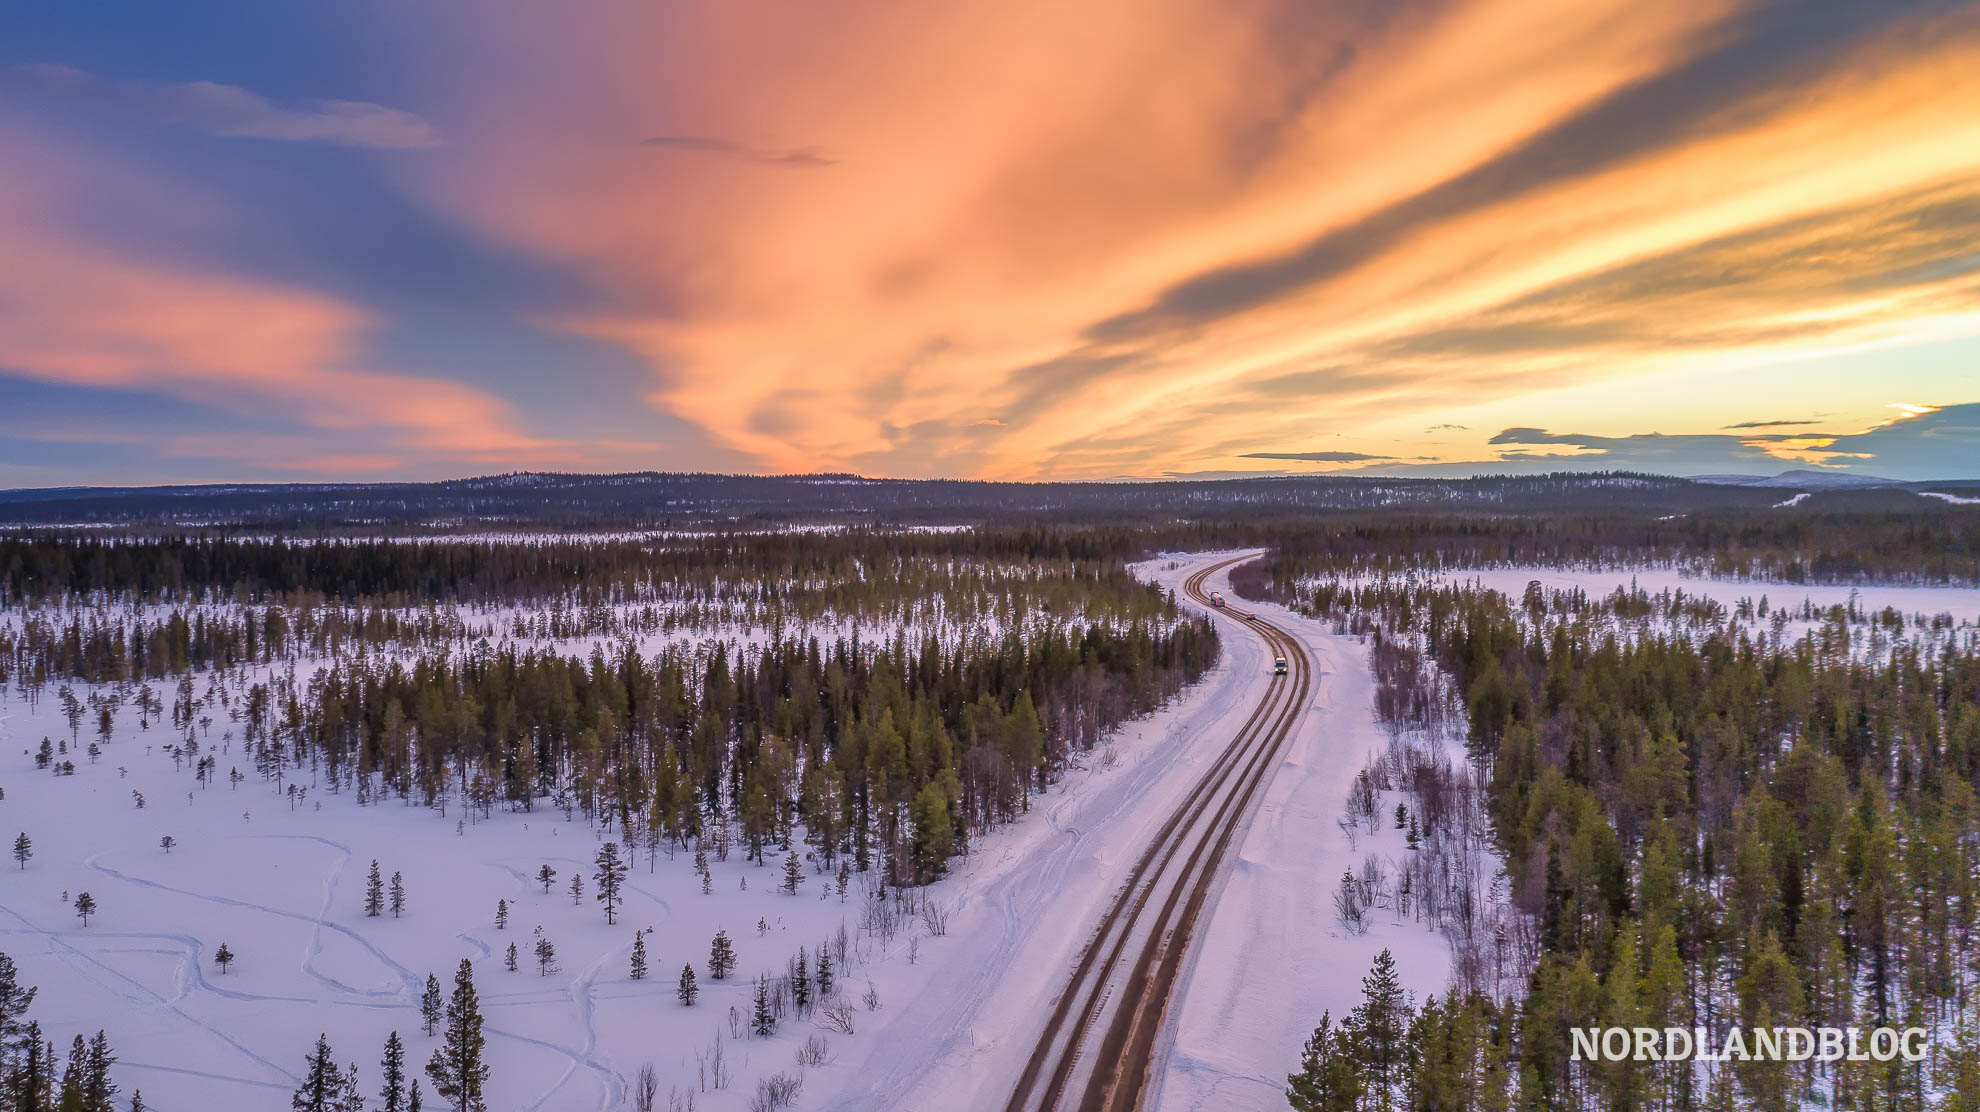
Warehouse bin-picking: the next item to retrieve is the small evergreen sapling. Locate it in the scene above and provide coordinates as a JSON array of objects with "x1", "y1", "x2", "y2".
[
  {"x1": 420, "y1": 975, "x2": 444, "y2": 1037},
  {"x1": 629, "y1": 931, "x2": 648, "y2": 980},
  {"x1": 366, "y1": 861, "x2": 386, "y2": 918},
  {"x1": 708, "y1": 929, "x2": 736, "y2": 980},
  {"x1": 213, "y1": 942, "x2": 234, "y2": 974},
  {"x1": 390, "y1": 871, "x2": 405, "y2": 918},
  {"x1": 676, "y1": 964, "x2": 698, "y2": 1006}
]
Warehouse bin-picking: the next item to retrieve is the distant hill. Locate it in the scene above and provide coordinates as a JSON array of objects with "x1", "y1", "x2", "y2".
[{"x1": 0, "y1": 470, "x2": 1819, "y2": 530}]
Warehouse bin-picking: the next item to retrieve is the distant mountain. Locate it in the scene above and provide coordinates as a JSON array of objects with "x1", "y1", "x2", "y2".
[
  {"x1": 1690, "y1": 470, "x2": 1909, "y2": 489},
  {"x1": 0, "y1": 469, "x2": 1794, "y2": 530}
]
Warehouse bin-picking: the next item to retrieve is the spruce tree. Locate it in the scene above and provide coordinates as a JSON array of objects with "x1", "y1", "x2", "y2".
[
  {"x1": 536, "y1": 865, "x2": 555, "y2": 894},
  {"x1": 420, "y1": 975, "x2": 443, "y2": 1037},
  {"x1": 782, "y1": 850, "x2": 802, "y2": 895},
  {"x1": 593, "y1": 842, "x2": 626, "y2": 925},
  {"x1": 379, "y1": 1031, "x2": 405, "y2": 1112},
  {"x1": 568, "y1": 873, "x2": 582, "y2": 906},
  {"x1": 293, "y1": 1033, "x2": 349, "y2": 1112},
  {"x1": 13, "y1": 832, "x2": 31, "y2": 870},
  {"x1": 365, "y1": 861, "x2": 385, "y2": 918},
  {"x1": 390, "y1": 872, "x2": 405, "y2": 918},
  {"x1": 338, "y1": 1060, "x2": 364, "y2": 1112},
  {"x1": 629, "y1": 932, "x2": 648, "y2": 980},
  {"x1": 791, "y1": 947, "x2": 811, "y2": 1015},
  {"x1": 84, "y1": 1029, "x2": 118, "y2": 1112},
  {"x1": 424, "y1": 959, "x2": 487, "y2": 1112},
  {"x1": 407, "y1": 1079, "x2": 422, "y2": 1112},
  {"x1": 534, "y1": 936, "x2": 557, "y2": 976},
  {"x1": 677, "y1": 964, "x2": 698, "y2": 1006},
  {"x1": 60, "y1": 1032, "x2": 86, "y2": 1111},
  {"x1": 708, "y1": 929, "x2": 736, "y2": 980},
  {"x1": 750, "y1": 976, "x2": 774, "y2": 1037},
  {"x1": 1352, "y1": 949, "x2": 1408, "y2": 1099},
  {"x1": 494, "y1": 900, "x2": 507, "y2": 931},
  {"x1": 504, "y1": 943, "x2": 518, "y2": 973},
  {"x1": 1286, "y1": 1013, "x2": 1361, "y2": 1112},
  {"x1": 214, "y1": 943, "x2": 234, "y2": 974},
  {"x1": 816, "y1": 947, "x2": 834, "y2": 998}
]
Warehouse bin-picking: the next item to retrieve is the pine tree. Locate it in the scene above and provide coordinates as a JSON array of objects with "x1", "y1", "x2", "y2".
[
  {"x1": 213, "y1": 942, "x2": 234, "y2": 974},
  {"x1": 677, "y1": 964, "x2": 698, "y2": 1006},
  {"x1": 14, "y1": 832, "x2": 32, "y2": 869},
  {"x1": 504, "y1": 943, "x2": 518, "y2": 973},
  {"x1": 536, "y1": 864, "x2": 556, "y2": 894},
  {"x1": 629, "y1": 932, "x2": 648, "y2": 980},
  {"x1": 782, "y1": 850, "x2": 803, "y2": 895},
  {"x1": 494, "y1": 900, "x2": 507, "y2": 931},
  {"x1": 708, "y1": 929, "x2": 736, "y2": 980},
  {"x1": 407, "y1": 1079, "x2": 422, "y2": 1112},
  {"x1": 420, "y1": 975, "x2": 443, "y2": 1037},
  {"x1": 816, "y1": 947, "x2": 834, "y2": 998},
  {"x1": 365, "y1": 861, "x2": 385, "y2": 917},
  {"x1": 791, "y1": 947, "x2": 811, "y2": 1015},
  {"x1": 568, "y1": 873, "x2": 583, "y2": 906},
  {"x1": 294, "y1": 1033, "x2": 349, "y2": 1112},
  {"x1": 534, "y1": 935, "x2": 557, "y2": 976},
  {"x1": 158, "y1": 835, "x2": 175, "y2": 855},
  {"x1": 74, "y1": 892, "x2": 97, "y2": 927},
  {"x1": 751, "y1": 976, "x2": 774, "y2": 1036},
  {"x1": 390, "y1": 872, "x2": 405, "y2": 918},
  {"x1": 128, "y1": 1091, "x2": 143, "y2": 1112},
  {"x1": 694, "y1": 846, "x2": 711, "y2": 895},
  {"x1": 379, "y1": 1031, "x2": 405, "y2": 1112},
  {"x1": 424, "y1": 958, "x2": 487, "y2": 1112},
  {"x1": 593, "y1": 842, "x2": 626, "y2": 925}
]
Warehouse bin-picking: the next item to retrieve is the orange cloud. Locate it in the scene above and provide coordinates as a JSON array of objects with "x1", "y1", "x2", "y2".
[{"x1": 0, "y1": 120, "x2": 566, "y2": 470}]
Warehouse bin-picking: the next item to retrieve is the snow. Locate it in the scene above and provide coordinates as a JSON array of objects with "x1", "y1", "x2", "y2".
[
  {"x1": 1922, "y1": 491, "x2": 1980, "y2": 506},
  {"x1": 0, "y1": 550, "x2": 1442, "y2": 1111},
  {"x1": 1151, "y1": 563, "x2": 1456, "y2": 1112},
  {"x1": 1417, "y1": 565, "x2": 1980, "y2": 627}
]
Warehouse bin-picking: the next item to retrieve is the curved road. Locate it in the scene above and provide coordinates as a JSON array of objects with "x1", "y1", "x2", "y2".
[{"x1": 1005, "y1": 554, "x2": 1314, "y2": 1112}]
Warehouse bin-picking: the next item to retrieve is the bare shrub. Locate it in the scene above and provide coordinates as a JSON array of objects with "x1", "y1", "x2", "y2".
[
  {"x1": 747, "y1": 1072, "x2": 803, "y2": 1112},
  {"x1": 818, "y1": 1001, "x2": 856, "y2": 1034},
  {"x1": 794, "y1": 1033, "x2": 833, "y2": 1068}
]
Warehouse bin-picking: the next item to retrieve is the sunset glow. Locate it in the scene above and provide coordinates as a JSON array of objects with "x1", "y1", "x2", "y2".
[{"x1": 4, "y1": 1, "x2": 1979, "y2": 483}]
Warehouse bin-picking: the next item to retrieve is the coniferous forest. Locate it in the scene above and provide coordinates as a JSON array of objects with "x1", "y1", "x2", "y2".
[{"x1": 1251, "y1": 539, "x2": 1980, "y2": 1111}]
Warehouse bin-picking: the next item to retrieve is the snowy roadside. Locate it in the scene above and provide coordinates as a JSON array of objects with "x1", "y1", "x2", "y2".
[{"x1": 1151, "y1": 562, "x2": 1456, "y2": 1112}]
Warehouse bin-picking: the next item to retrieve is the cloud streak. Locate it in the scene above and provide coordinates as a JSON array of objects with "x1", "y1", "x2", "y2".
[{"x1": 3, "y1": 64, "x2": 441, "y2": 149}]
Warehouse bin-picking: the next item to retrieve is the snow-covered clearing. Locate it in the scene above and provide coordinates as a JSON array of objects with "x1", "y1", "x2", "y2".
[
  {"x1": 1423, "y1": 565, "x2": 1980, "y2": 624},
  {"x1": 1, "y1": 550, "x2": 1414, "y2": 1111}
]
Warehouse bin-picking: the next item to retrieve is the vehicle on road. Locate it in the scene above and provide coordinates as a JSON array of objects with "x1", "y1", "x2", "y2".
[
  {"x1": 1273, "y1": 656, "x2": 1288, "y2": 675},
  {"x1": 1210, "y1": 591, "x2": 1226, "y2": 608}
]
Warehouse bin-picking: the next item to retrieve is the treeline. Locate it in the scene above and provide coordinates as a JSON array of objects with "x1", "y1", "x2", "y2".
[
  {"x1": 1240, "y1": 509, "x2": 1980, "y2": 587},
  {"x1": 1272, "y1": 570, "x2": 1980, "y2": 1110},
  {"x1": 164, "y1": 622, "x2": 1215, "y2": 886}
]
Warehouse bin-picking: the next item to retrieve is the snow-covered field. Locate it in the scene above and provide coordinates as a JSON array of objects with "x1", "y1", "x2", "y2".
[
  {"x1": 1430, "y1": 565, "x2": 1980, "y2": 626},
  {"x1": 1, "y1": 551, "x2": 1419, "y2": 1111}
]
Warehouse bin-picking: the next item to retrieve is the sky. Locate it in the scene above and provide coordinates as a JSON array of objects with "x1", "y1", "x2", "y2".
[{"x1": 2, "y1": 0, "x2": 1979, "y2": 487}]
